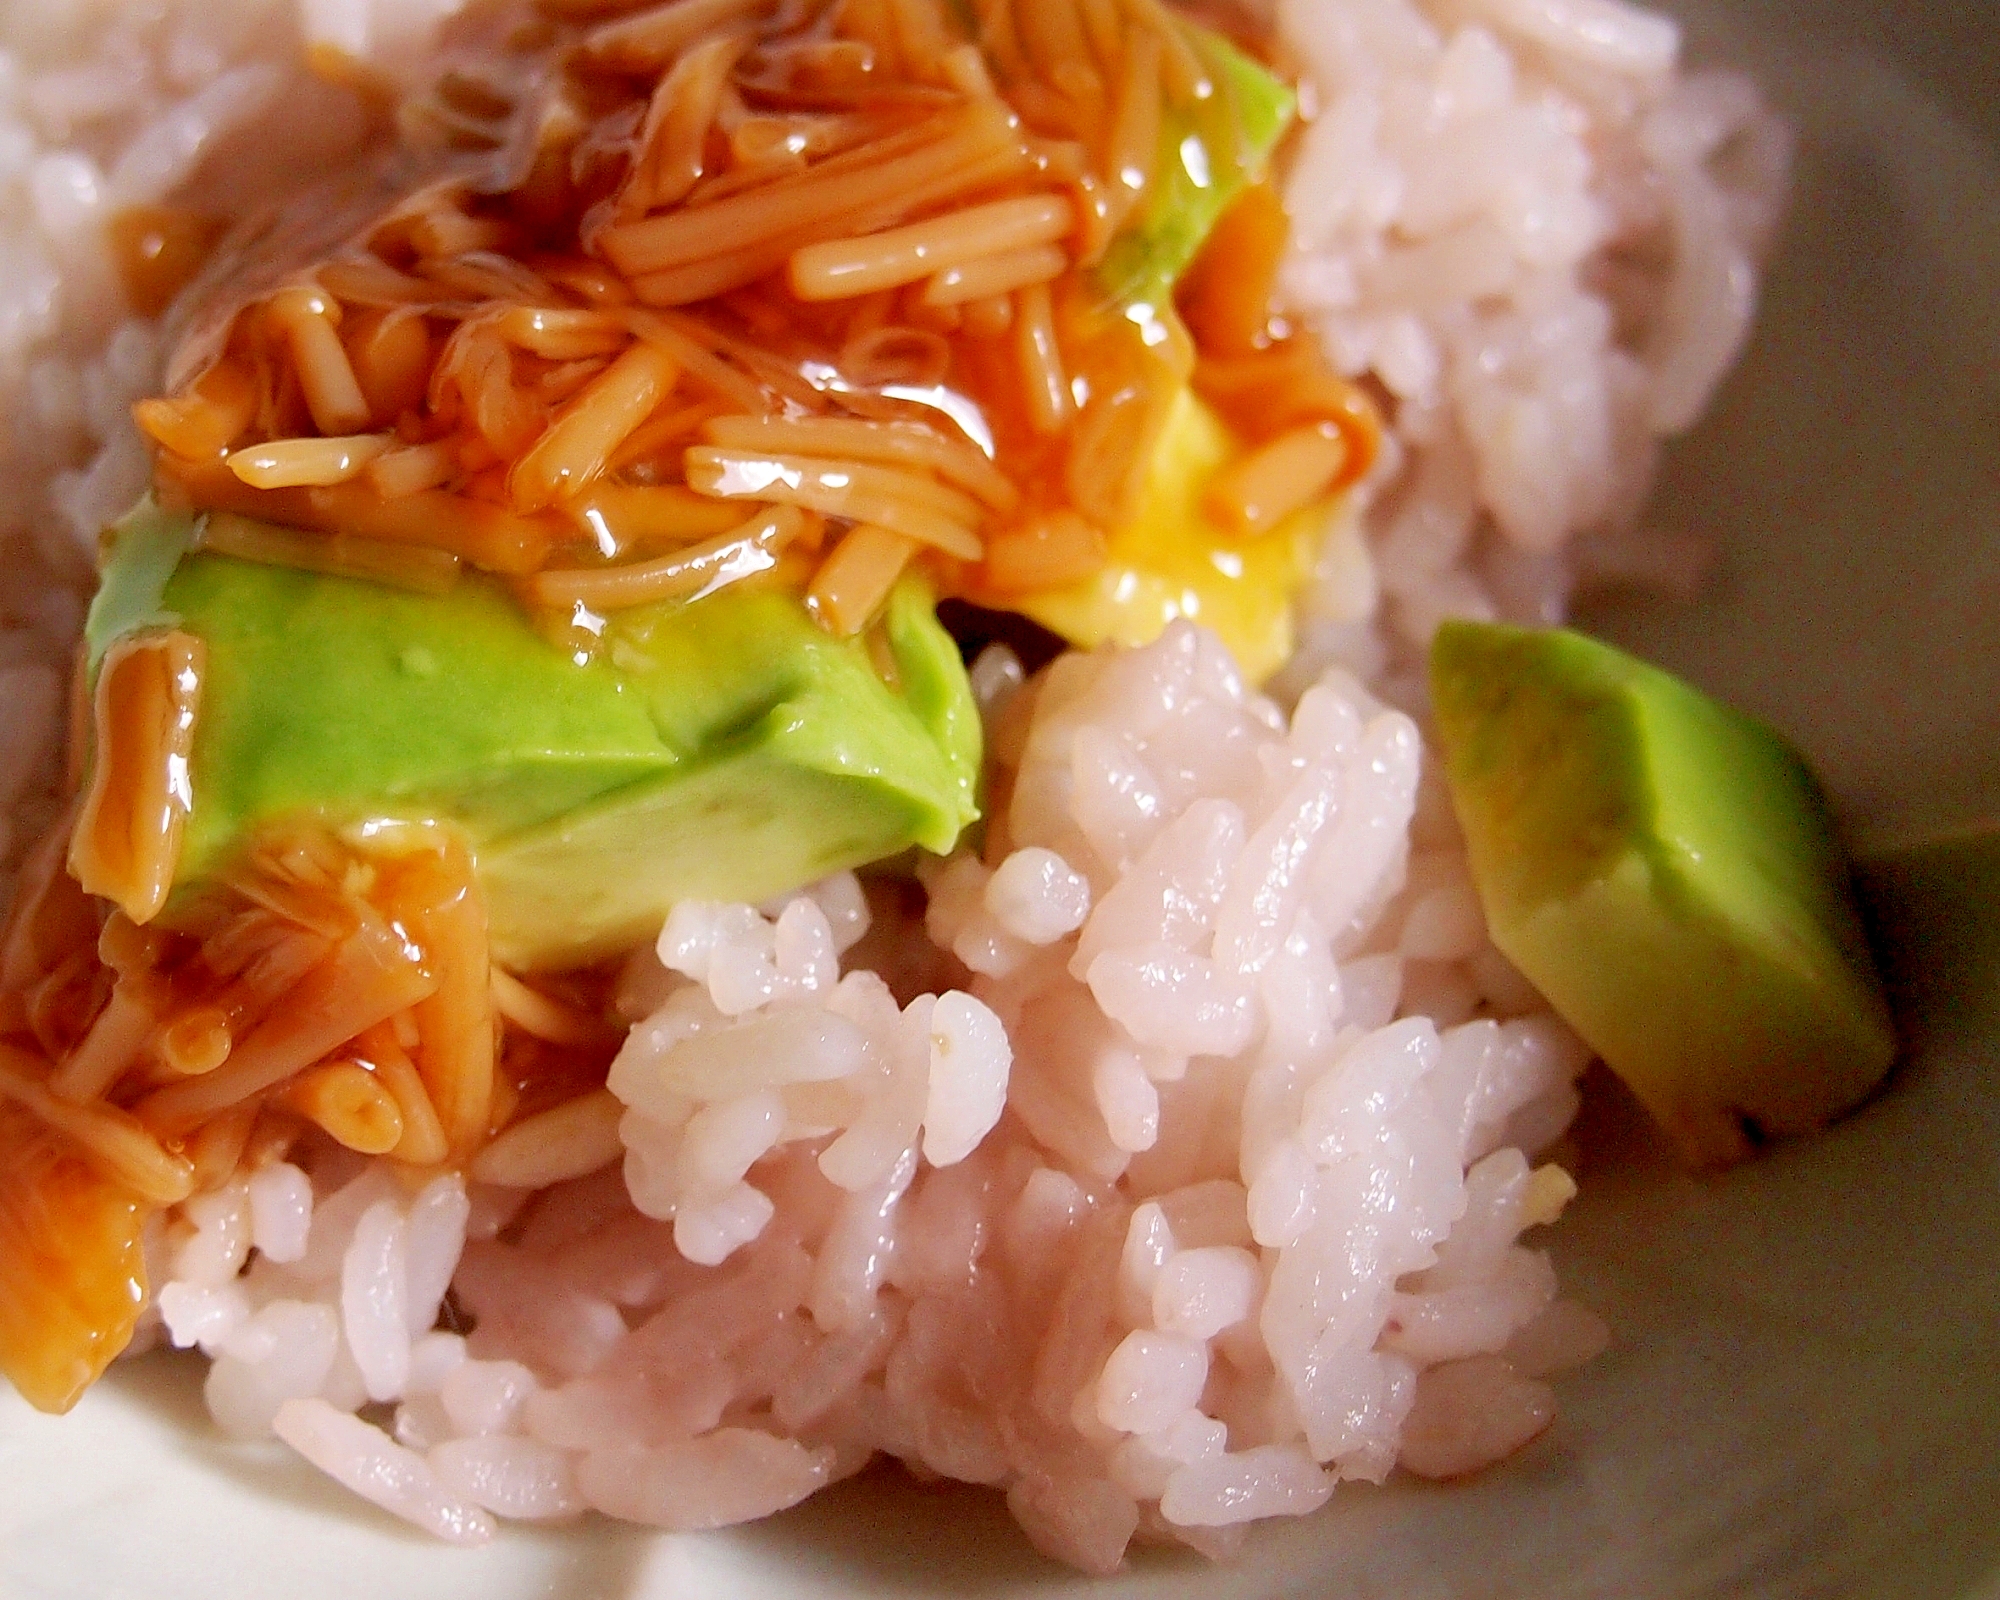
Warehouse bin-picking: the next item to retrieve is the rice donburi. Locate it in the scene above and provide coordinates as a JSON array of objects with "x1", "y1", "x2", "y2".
[{"x1": 0, "y1": 0, "x2": 1882, "y2": 1571}]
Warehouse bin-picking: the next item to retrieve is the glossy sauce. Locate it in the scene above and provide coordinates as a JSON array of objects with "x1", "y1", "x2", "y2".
[{"x1": 135, "y1": 0, "x2": 1377, "y2": 649}]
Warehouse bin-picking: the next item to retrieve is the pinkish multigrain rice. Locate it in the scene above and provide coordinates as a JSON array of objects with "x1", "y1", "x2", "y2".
[
  {"x1": 5, "y1": 0, "x2": 1774, "y2": 1571},
  {"x1": 136, "y1": 623, "x2": 1607, "y2": 1569}
]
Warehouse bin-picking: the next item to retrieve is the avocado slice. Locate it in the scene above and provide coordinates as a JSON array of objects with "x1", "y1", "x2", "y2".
[
  {"x1": 1429, "y1": 621, "x2": 1897, "y2": 1166},
  {"x1": 90, "y1": 501, "x2": 979, "y2": 970}
]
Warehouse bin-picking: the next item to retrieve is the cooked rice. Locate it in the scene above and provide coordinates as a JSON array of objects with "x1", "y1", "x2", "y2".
[
  {"x1": 141, "y1": 631, "x2": 1605, "y2": 1566},
  {"x1": 1, "y1": 0, "x2": 1777, "y2": 1570}
]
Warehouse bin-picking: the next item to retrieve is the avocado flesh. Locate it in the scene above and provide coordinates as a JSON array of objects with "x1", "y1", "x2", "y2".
[
  {"x1": 1429, "y1": 621, "x2": 1897, "y2": 1167},
  {"x1": 91, "y1": 503, "x2": 978, "y2": 971},
  {"x1": 479, "y1": 577, "x2": 979, "y2": 966}
]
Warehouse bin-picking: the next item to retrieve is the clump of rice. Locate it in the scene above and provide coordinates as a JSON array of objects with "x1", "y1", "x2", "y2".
[
  {"x1": 5, "y1": 0, "x2": 1782, "y2": 1571},
  {"x1": 1262, "y1": 0, "x2": 1789, "y2": 705},
  {"x1": 144, "y1": 623, "x2": 1607, "y2": 1569}
]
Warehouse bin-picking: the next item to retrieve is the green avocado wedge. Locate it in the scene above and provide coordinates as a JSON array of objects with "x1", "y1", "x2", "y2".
[
  {"x1": 1429, "y1": 620, "x2": 1897, "y2": 1167},
  {"x1": 90, "y1": 502, "x2": 980, "y2": 970}
]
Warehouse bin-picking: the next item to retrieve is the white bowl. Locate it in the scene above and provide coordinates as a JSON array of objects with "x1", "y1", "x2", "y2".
[{"x1": 3, "y1": 1, "x2": 1995, "y2": 1595}]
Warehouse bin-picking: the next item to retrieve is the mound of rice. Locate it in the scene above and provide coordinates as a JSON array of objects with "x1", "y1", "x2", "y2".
[
  {"x1": 146, "y1": 626, "x2": 1604, "y2": 1566},
  {"x1": 1, "y1": 0, "x2": 1786, "y2": 1571}
]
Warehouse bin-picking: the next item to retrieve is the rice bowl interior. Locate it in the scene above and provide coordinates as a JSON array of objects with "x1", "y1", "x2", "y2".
[{"x1": 0, "y1": 0, "x2": 1996, "y2": 1594}]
